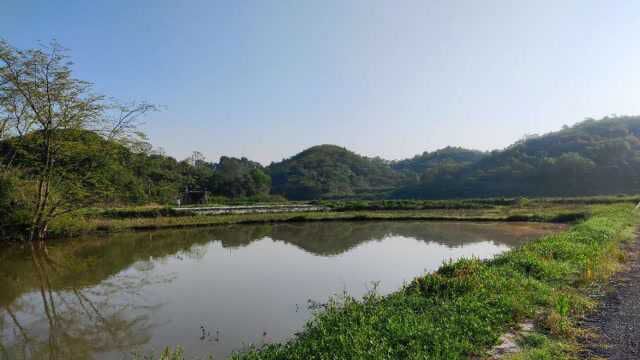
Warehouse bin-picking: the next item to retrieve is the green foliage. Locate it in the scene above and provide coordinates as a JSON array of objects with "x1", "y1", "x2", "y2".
[
  {"x1": 0, "y1": 172, "x2": 12, "y2": 218},
  {"x1": 231, "y1": 205, "x2": 637, "y2": 359},
  {"x1": 1, "y1": 39, "x2": 162, "y2": 241},
  {"x1": 132, "y1": 346, "x2": 194, "y2": 360},
  {"x1": 209, "y1": 156, "x2": 271, "y2": 198},
  {"x1": 513, "y1": 333, "x2": 569, "y2": 360},
  {"x1": 0, "y1": 130, "x2": 275, "y2": 213},
  {"x1": 318, "y1": 198, "x2": 511, "y2": 211},
  {"x1": 0, "y1": 171, "x2": 32, "y2": 241},
  {"x1": 4, "y1": 116, "x2": 640, "y2": 212},
  {"x1": 268, "y1": 145, "x2": 403, "y2": 200},
  {"x1": 1, "y1": 129, "x2": 180, "y2": 205},
  {"x1": 391, "y1": 146, "x2": 487, "y2": 182},
  {"x1": 396, "y1": 116, "x2": 640, "y2": 199},
  {"x1": 555, "y1": 294, "x2": 571, "y2": 318},
  {"x1": 266, "y1": 117, "x2": 640, "y2": 200},
  {"x1": 42, "y1": 199, "x2": 610, "y2": 239},
  {"x1": 91, "y1": 207, "x2": 189, "y2": 219},
  {"x1": 159, "y1": 347, "x2": 185, "y2": 360}
]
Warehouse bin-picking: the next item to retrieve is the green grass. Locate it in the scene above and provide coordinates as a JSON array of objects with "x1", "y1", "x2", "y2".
[
  {"x1": 47, "y1": 204, "x2": 591, "y2": 239},
  {"x1": 39, "y1": 196, "x2": 636, "y2": 239},
  {"x1": 222, "y1": 204, "x2": 637, "y2": 359},
  {"x1": 317, "y1": 196, "x2": 640, "y2": 211}
]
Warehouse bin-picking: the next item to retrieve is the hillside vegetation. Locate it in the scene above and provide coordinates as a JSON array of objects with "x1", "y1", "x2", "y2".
[
  {"x1": 267, "y1": 117, "x2": 640, "y2": 200},
  {"x1": 2, "y1": 116, "x2": 640, "y2": 212},
  {"x1": 268, "y1": 145, "x2": 403, "y2": 200},
  {"x1": 391, "y1": 146, "x2": 487, "y2": 179},
  {"x1": 395, "y1": 116, "x2": 640, "y2": 198},
  {"x1": 0, "y1": 131, "x2": 274, "y2": 205},
  {"x1": 0, "y1": 131, "x2": 275, "y2": 239}
]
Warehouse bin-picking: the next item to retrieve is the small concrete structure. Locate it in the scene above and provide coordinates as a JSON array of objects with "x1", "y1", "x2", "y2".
[{"x1": 181, "y1": 188, "x2": 209, "y2": 205}]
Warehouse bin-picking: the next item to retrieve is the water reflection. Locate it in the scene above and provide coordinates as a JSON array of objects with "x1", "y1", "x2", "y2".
[
  {"x1": 0, "y1": 221, "x2": 563, "y2": 359},
  {"x1": 0, "y1": 242, "x2": 170, "y2": 359}
]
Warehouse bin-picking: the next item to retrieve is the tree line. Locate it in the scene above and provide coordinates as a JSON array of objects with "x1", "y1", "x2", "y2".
[
  {"x1": 394, "y1": 117, "x2": 640, "y2": 199},
  {"x1": 2, "y1": 39, "x2": 640, "y2": 242}
]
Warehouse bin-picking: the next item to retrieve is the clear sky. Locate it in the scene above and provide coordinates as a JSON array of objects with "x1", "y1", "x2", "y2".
[{"x1": 3, "y1": 1, "x2": 640, "y2": 164}]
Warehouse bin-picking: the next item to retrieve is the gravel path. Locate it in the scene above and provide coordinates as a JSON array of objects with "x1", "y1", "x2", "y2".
[{"x1": 581, "y1": 233, "x2": 640, "y2": 359}]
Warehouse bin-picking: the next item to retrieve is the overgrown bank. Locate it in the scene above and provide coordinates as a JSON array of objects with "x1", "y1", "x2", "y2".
[
  {"x1": 44, "y1": 200, "x2": 593, "y2": 239},
  {"x1": 224, "y1": 204, "x2": 637, "y2": 359}
]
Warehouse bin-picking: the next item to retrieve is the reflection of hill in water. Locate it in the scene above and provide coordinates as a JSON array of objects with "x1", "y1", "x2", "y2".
[
  {"x1": 0, "y1": 221, "x2": 562, "y2": 306},
  {"x1": 263, "y1": 221, "x2": 562, "y2": 256}
]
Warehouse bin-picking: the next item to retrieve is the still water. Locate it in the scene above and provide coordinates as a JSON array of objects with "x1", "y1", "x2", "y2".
[{"x1": 0, "y1": 221, "x2": 563, "y2": 359}]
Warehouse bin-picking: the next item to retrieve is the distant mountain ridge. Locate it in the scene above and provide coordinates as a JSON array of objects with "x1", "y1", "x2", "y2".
[
  {"x1": 267, "y1": 116, "x2": 640, "y2": 199},
  {"x1": 393, "y1": 116, "x2": 640, "y2": 198},
  {"x1": 3, "y1": 116, "x2": 640, "y2": 202}
]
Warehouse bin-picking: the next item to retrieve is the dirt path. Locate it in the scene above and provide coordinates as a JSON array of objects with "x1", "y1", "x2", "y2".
[{"x1": 580, "y1": 233, "x2": 640, "y2": 359}]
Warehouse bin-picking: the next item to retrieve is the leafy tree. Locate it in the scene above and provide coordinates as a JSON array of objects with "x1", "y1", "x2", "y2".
[
  {"x1": 209, "y1": 156, "x2": 271, "y2": 198},
  {"x1": 0, "y1": 40, "x2": 156, "y2": 241}
]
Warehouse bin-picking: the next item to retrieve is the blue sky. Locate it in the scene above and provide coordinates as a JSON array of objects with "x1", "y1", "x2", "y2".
[{"x1": 3, "y1": 1, "x2": 640, "y2": 164}]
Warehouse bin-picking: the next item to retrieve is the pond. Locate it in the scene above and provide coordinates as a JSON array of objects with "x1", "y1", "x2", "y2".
[{"x1": 0, "y1": 221, "x2": 564, "y2": 359}]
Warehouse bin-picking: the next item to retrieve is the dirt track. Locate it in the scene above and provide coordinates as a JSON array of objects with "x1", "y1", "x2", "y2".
[{"x1": 581, "y1": 233, "x2": 640, "y2": 359}]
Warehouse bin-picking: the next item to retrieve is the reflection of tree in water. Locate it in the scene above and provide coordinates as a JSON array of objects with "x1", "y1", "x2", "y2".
[
  {"x1": 0, "y1": 221, "x2": 561, "y2": 358},
  {"x1": 0, "y1": 222, "x2": 560, "y2": 307},
  {"x1": 0, "y1": 241, "x2": 169, "y2": 360}
]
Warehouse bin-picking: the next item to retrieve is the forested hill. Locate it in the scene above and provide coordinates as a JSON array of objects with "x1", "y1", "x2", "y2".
[
  {"x1": 3, "y1": 116, "x2": 639, "y2": 204},
  {"x1": 267, "y1": 145, "x2": 403, "y2": 200},
  {"x1": 390, "y1": 147, "x2": 487, "y2": 179},
  {"x1": 394, "y1": 116, "x2": 640, "y2": 198}
]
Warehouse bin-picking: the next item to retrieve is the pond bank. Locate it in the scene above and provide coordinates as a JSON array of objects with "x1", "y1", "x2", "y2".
[
  {"x1": 225, "y1": 204, "x2": 637, "y2": 359},
  {"x1": 1, "y1": 220, "x2": 560, "y2": 358},
  {"x1": 48, "y1": 204, "x2": 591, "y2": 240}
]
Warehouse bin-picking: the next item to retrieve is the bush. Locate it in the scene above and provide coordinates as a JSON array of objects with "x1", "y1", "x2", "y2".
[{"x1": 0, "y1": 172, "x2": 32, "y2": 241}]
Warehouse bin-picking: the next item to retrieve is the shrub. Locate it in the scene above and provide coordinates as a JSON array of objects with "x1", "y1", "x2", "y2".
[{"x1": 0, "y1": 172, "x2": 32, "y2": 242}]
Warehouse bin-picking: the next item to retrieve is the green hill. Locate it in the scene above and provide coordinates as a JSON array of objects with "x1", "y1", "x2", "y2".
[
  {"x1": 391, "y1": 147, "x2": 487, "y2": 182},
  {"x1": 3, "y1": 116, "x2": 639, "y2": 204},
  {"x1": 268, "y1": 145, "x2": 403, "y2": 200},
  {"x1": 394, "y1": 116, "x2": 640, "y2": 198}
]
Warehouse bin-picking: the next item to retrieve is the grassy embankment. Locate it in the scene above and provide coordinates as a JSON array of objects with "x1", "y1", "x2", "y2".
[
  {"x1": 46, "y1": 196, "x2": 639, "y2": 239},
  {"x1": 213, "y1": 204, "x2": 636, "y2": 359}
]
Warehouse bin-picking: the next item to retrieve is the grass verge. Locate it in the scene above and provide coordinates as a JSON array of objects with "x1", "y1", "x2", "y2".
[
  {"x1": 221, "y1": 204, "x2": 637, "y2": 359},
  {"x1": 48, "y1": 204, "x2": 591, "y2": 239}
]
